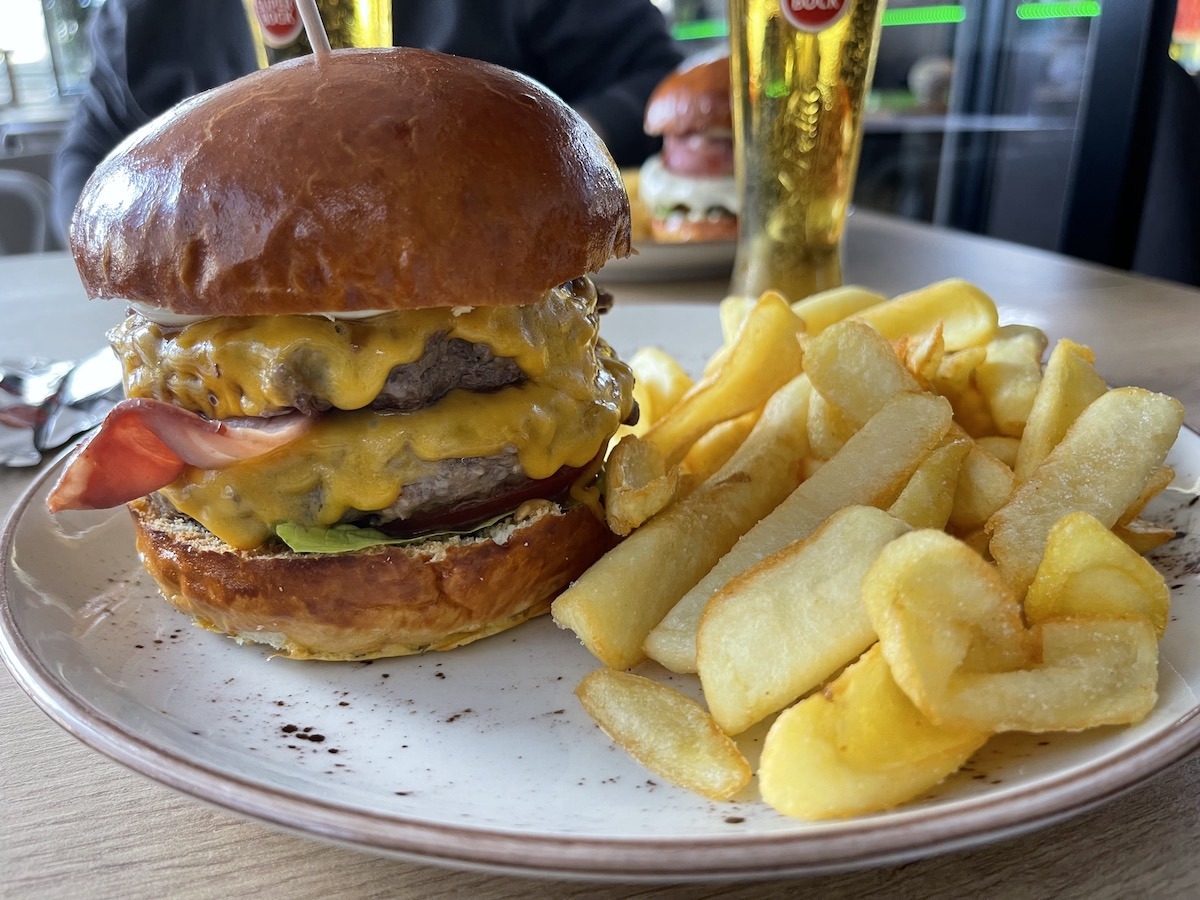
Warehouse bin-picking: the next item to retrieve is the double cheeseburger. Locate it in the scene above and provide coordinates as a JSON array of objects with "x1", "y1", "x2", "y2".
[
  {"x1": 639, "y1": 54, "x2": 738, "y2": 243},
  {"x1": 49, "y1": 48, "x2": 636, "y2": 660}
]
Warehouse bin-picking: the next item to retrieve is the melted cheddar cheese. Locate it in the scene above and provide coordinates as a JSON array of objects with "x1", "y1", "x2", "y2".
[
  {"x1": 111, "y1": 282, "x2": 606, "y2": 418},
  {"x1": 112, "y1": 282, "x2": 633, "y2": 550}
]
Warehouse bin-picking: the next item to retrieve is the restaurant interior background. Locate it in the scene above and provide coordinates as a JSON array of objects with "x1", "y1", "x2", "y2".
[{"x1": 2, "y1": 0, "x2": 1198, "y2": 282}]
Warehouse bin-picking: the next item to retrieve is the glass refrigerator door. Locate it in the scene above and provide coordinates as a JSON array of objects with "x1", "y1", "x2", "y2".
[
  {"x1": 668, "y1": 1, "x2": 1184, "y2": 275},
  {"x1": 856, "y1": 0, "x2": 1176, "y2": 262},
  {"x1": 867, "y1": 1, "x2": 1097, "y2": 250}
]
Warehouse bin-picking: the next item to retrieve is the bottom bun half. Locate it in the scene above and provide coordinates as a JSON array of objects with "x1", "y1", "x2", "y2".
[
  {"x1": 129, "y1": 497, "x2": 618, "y2": 660},
  {"x1": 650, "y1": 214, "x2": 738, "y2": 244}
]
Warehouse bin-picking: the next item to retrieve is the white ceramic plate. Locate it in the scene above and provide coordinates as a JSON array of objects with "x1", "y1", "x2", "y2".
[
  {"x1": 594, "y1": 240, "x2": 737, "y2": 283},
  {"x1": 3, "y1": 303, "x2": 1200, "y2": 882}
]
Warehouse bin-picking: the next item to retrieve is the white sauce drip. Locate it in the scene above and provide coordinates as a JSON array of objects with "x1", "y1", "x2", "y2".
[
  {"x1": 637, "y1": 154, "x2": 740, "y2": 219},
  {"x1": 121, "y1": 301, "x2": 407, "y2": 327}
]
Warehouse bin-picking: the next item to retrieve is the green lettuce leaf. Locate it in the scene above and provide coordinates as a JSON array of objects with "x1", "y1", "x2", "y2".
[{"x1": 275, "y1": 513, "x2": 513, "y2": 554}]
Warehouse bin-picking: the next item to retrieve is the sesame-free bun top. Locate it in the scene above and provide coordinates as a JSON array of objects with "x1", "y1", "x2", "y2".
[
  {"x1": 71, "y1": 48, "x2": 632, "y2": 315},
  {"x1": 644, "y1": 54, "x2": 732, "y2": 137}
]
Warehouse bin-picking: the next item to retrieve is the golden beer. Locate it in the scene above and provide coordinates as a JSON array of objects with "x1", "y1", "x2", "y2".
[
  {"x1": 243, "y1": 0, "x2": 392, "y2": 65},
  {"x1": 728, "y1": 0, "x2": 884, "y2": 301}
]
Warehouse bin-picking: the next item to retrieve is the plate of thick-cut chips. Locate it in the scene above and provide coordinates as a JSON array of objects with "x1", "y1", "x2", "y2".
[
  {"x1": 3, "y1": 279, "x2": 1199, "y2": 881},
  {"x1": 559, "y1": 279, "x2": 1198, "y2": 831}
]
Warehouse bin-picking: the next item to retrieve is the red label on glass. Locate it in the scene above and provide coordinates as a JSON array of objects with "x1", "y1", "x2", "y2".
[
  {"x1": 253, "y1": 0, "x2": 303, "y2": 48},
  {"x1": 779, "y1": 0, "x2": 851, "y2": 32}
]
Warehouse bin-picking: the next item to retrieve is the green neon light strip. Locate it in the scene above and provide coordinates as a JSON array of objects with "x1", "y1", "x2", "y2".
[
  {"x1": 670, "y1": 7, "x2": 968, "y2": 40},
  {"x1": 881, "y1": 6, "x2": 966, "y2": 26},
  {"x1": 1015, "y1": 2, "x2": 1101, "y2": 20},
  {"x1": 671, "y1": 19, "x2": 729, "y2": 41},
  {"x1": 670, "y1": 1, "x2": 1101, "y2": 41}
]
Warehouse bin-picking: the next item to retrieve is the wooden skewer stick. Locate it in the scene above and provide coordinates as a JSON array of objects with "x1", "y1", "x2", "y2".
[{"x1": 294, "y1": 0, "x2": 332, "y2": 57}]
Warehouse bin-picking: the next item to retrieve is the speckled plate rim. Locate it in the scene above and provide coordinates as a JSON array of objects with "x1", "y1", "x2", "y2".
[{"x1": 4, "y1": 434, "x2": 1200, "y2": 883}]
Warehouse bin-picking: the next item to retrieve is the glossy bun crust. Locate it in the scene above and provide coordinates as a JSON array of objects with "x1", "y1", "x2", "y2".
[
  {"x1": 644, "y1": 55, "x2": 732, "y2": 137},
  {"x1": 129, "y1": 497, "x2": 618, "y2": 660},
  {"x1": 72, "y1": 48, "x2": 631, "y2": 315}
]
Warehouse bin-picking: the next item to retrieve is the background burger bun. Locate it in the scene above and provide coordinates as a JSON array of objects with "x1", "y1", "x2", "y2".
[
  {"x1": 70, "y1": 48, "x2": 632, "y2": 316},
  {"x1": 650, "y1": 214, "x2": 738, "y2": 244},
  {"x1": 644, "y1": 54, "x2": 732, "y2": 137},
  {"x1": 130, "y1": 497, "x2": 618, "y2": 660}
]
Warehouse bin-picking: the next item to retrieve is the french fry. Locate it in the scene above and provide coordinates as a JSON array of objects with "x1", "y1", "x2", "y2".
[
  {"x1": 987, "y1": 387, "x2": 1184, "y2": 592},
  {"x1": 801, "y1": 456, "x2": 824, "y2": 481},
  {"x1": 557, "y1": 375, "x2": 812, "y2": 671},
  {"x1": 947, "y1": 443, "x2": 1013, "y2": 535},
  {"x1": 630, "y1": 347, "x2": 694, "y2": 423},
  {"x1": 852, "y1": 278, "x2": 999, "y2": 351},
  {"x1": 644, "y1": 292, "x2": 804, "y2": 466},
  {"x1": 602, "y1": 435, "x2": 679, "y2": 536},
  {"x1": 1118, "y1": 465, "x2": 1175, "y2": 527},
  {"x1": 1114, "y1": 518, "x2": 1178, "y2": 554},
  {"x1": 804, "y1": 318, "x2": 1005, "y2": 526},
  {"x1": 575, "y1": 669, "x2": 751, "y2": 801},
  {"x1": 791, "y1": 285, "x2": 886, "y2": 334},
  {"x1": 864, "y1": 529, "x2": 1158, "y2": 732},
  {"x1": 804, "y1": 319, "x2": 1005, "y2": 533},
  {"x1": 650, "y1": 391, "x2": 952, "y2": 674},
  {"x1": 975, "y1": 324, "x2": 1047, "y2": 437},
  {"x1": 680, "y1": 410, "x2": 761, "y2": 485},
  {"x1": 806, "y1": 390, "x2": 856, "y2": 460},
  {"x1": 1013, "y1": 339, "x2": 1107, "y2": 483},
  {"x1": 718, "y1": 294, "x2": 758, "y2": 344},
  {"x1": 722, "y1": 286, "x2": 885, "y2": 340},
  {"x1": 1025, "y1": 512, "x2": 1170, "y2": 638},
  {"x1": 888, "y1": 439, "x2": 970, "y2": 530},
  {"x1": 696, "y1": 506, "x2": 911, "y2": 735},
  {"x1": 894, "y1": 324, "x2": 945, "y2": 388},
  {"x1": 864, "y1": 530, "x2": 1032, "y2": 712},
  {"x1": 959, "y1": 528, "x2": 992, "y2": 558},
  {"x1": 975, "y1": 435, "x2": 1020, "y2": 469},
  {"x1": 803, "y1": 319, "x2": 1012, "y2": 537},
  {"x1": 616, "y1": 298, "x2": 803, "y2": 525},
  {"x1": 931, "y1": 346, "x2": 994, "y2": 437},
  {"x1": 949, "y1": 619, "x2": 1159, "y2": 732},
  {"x1": 803, "y1": 319, "x2": 921, "y2": 427},
  {"x1": 758, "y1": 645, "x2": 989, "y2": 820}
]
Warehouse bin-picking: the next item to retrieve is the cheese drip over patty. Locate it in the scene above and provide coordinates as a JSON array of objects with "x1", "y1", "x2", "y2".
[
  {"x1": 112, "y1": 281, "x2": 604, "y2": 418},
  {"x1": 109, "y1": 281, "x2": 634, "y2": 550}
]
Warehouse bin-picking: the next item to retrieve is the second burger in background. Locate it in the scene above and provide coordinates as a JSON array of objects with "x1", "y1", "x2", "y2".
[{"x1": 639, "y1": 54, "x2": 738, "y2": 243}]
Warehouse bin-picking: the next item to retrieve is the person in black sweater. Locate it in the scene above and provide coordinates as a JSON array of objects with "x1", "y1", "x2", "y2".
[{"x1": 52, "y1": 0, "x2": 683, "y2": 239}]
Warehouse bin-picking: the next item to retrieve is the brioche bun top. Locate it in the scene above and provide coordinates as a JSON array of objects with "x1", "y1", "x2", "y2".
[
  {"x1": 644, "y1": 54, "x2": 732, "y2": 137},
  {"x1": 71, "y1": 48, "x2": 632, "y2": 315}
]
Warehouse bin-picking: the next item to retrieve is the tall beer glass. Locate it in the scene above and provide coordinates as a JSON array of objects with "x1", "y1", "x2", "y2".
[
  {"x1": 728, "y1": 0, "x2": 885, "y2": 301},
  {"x1": 243, "y1": 0, "x2": 391, "y2": 66}
]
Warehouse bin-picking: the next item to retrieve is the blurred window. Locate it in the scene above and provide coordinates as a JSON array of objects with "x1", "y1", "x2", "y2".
[{"x1": 2, "y1": 0, "x2": 100, "y2": 106}]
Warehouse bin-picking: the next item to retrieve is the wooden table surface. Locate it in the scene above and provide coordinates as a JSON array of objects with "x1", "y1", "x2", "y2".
[{"x1": 3, "y1": 212, "x2": 1200, "y2": 898}]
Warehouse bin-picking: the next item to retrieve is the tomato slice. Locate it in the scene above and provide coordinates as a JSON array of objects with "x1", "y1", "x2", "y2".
[{"x1": 662, "y1": 133, "x2": 734, "y2": 178}]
